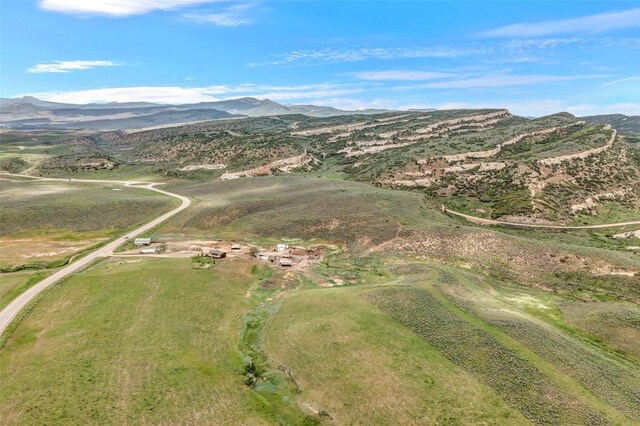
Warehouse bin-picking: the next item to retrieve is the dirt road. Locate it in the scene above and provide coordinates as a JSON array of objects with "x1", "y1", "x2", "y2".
[
  {"x1": 444, "y1": 207, "x2": 640, "y2": 229},
  {"x1": 0, "y1": 173, "x2": 191, "y2": 336}
]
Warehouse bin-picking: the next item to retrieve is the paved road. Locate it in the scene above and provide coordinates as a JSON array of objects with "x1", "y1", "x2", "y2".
[
  {"x1": 0, "y1": 173, "x2": 191, "y2": 336},
  {"x1": 444, "y1": 207, "x2": 640, "y2": 229}
]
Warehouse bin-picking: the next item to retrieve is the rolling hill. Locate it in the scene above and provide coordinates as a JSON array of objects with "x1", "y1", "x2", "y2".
[{"x1": 2, "y1": 107, "x2": 639, "y2": 224}]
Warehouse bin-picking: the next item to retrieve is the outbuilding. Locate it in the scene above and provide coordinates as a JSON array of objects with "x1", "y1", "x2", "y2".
[
  {"x1": 140, "y1": 248, "x2": 157, "y2": 254},
  {"x1": 279, "y1": 259, "x2": 292, "y2": 267},
  {"x1": 208, "y1": 249, "x2": 227, "y2": 259},
  {"x1": 134, "y1": 238, "x2": 152, "y2": 246},
  {"x1": 256, "y1": 252, "x2": 270, "y2": 261},
  {"x1": 231, "y1": 243, "x2": 242, "y2": 250},
  {"x1": 277, "y1": 243, "x2": 289, "y2": 252}
]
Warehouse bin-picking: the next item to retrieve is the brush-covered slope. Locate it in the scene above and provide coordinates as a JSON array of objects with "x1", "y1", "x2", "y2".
[{"x1": 11, "y1": 108, "x2": 640, "y2": 224}]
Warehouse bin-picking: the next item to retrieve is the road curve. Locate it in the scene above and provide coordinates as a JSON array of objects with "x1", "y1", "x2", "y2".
[
  {"x1": 444, "y1": 207, "x2": 640, "y2": 229},
  {"x1": 0, "y1": 173, "x2": 191, "y2": 336}
]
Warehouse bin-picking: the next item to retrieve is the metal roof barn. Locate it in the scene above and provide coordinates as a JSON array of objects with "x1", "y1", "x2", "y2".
[{"x1": 134, "y1": 238, "x2": 152, "y2": 246}]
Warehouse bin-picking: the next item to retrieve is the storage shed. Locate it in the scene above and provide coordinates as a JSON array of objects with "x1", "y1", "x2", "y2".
[
  {"x1": 256, "y1": 252, "x2": 270, "y2": 261},
  {"x1": 134, "y1": 238, "x2": 152, "y2": 246},
  {"x1": 208, "y1": 249, "x2": 227, "y2": 259},
  {"x1": 277, "y1": 243, "x2": 289, "y2": 252}
]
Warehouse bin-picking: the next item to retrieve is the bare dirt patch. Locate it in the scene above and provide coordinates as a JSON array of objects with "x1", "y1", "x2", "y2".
[{"x1": 0, "y1": 238, "x2": 102, "y2": 267}]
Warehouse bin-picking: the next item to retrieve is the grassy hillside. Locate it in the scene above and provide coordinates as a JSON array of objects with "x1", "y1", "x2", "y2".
[
  {"x1": 265, "y1": 281, "x2": 530, "y2": 425},
  {"x1": 0, "y1": 258, "x2": 315, "y2": 425},
  {"x1": 0, "y1": 180, "x2": 175, "y2": 239},
  {"x1": 1, "y1": 174, "x2": 638, "y2": 424},
  {"x1": 0, "y1": 179, "x2": 176, "y2": 273},
  {"x1": 156, "y1": 176, "x2": 448, "y2": 249},
  {"x1": 2, "y1": 255, "x2": 637, "y2": 424}
]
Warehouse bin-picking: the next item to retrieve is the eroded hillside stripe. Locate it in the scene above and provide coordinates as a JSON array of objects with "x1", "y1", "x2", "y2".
[{"x1": 538, "y1": 127, "x2": 617, "y2": 166}]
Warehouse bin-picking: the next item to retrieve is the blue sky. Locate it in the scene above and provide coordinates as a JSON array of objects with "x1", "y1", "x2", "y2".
[{"x1": 1, "y1": 1, "x2": 640, "y2": 116}]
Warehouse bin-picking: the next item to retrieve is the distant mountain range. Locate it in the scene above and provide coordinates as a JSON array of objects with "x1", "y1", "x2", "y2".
[
  {"x1": 0, "y1": 96, "x2": 388, "y2": 131},
  {"x1": 1, "y1": 96, "x2": 638, "y2": 134}
]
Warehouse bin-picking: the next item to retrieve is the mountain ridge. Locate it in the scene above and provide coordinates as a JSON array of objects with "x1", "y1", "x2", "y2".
[
  {"x1": 0, "y1": 96, "x2": 390, "y2": 130},
  {"x1": 1, "y1": 96, "x2": 638, "y2": 136}
]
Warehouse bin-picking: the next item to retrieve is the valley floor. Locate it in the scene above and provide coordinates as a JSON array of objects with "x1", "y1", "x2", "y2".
[{"x1": 1, "y1": 176, "x2": 639, "y2": 425}]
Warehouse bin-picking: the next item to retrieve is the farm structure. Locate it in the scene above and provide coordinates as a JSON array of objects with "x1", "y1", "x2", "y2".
[
  {"x1": 118, "y1": 237, "x2": 329, "y2": 270},
  {"x1": 208, "y1": 249, "x2": 227, "y2": 259},
  {"x1": 255, "y1": 252, "x2": 271, "y2": 261},
  {"x1": 134, "y1": 238, "x2": 152, "y2": 246},
  {"x1": 254, "y1": 245, "x2": 329, "y2": 269},
  {"x1": 278, "y1": 254, "x2": 293, "y2": 267},
  {"x1": 156, "y1": 240, "x2": 252, "y2": 257}
]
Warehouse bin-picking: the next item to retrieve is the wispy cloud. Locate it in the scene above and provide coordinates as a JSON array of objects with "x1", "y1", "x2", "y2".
[
  {"x1": 39, "y1": 0, "x2": 219, "y2": 17},
  {"x1": 481, "y1": 7, "x2": 640, "y2": 38},
  {"x1": 27, "y1": 60, "x2": 119, "y2": 73},
  {"x1": 352, "y1": 70, "x2": 455, "y2": 81},
  {"x1": 252, "y1": 46, "x2": 490, "y2": 66},
  {"x1": 183, "y1": 2, "x2": 256, "y2": 26},
  {"x1": 500, "y1": 38, "x2": 586, "y2": 51},
  {"x1": 417, "y1": 74, "x2": 606, "y2": 89},
  {"x1": 603, "y1": 75, "x2": 640, "y2": 86},
  {"x1": 252, "y1": 37, "x2": 613, "y2": 67}
]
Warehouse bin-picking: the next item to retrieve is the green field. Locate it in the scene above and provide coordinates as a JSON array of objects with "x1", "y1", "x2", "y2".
[
  {"x1": 0, "y1": 178, "x2": 177, "y2": 307},
  {"x1": 2, "y1": 254, "x2": 638, "y2": 424},
  {"x1": 1, "y1": 173, "x2": 639, "y2": 424},
  {"x1": 0, "y1": 270, "x2": 54, "y2": 310},
  {"x1": 264, "y1": 281, "x2": 529, "y2": 424},
  {"x1": 0, "y1": 258, "x2": 317, "y2": 425},
  {"x1": 0, "y1": 180, "x2": 175, "y2": 240}
]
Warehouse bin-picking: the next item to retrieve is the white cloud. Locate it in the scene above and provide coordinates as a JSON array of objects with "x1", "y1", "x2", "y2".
[
  {"x1": 24, "y1": 83, "x2": 362, "y2": 104},
  {"x1": 352, "y1": 70, "x2": 455, "y2": 81},
  {"x1": 417, "y1": 74, "x2": 606, "y2": 89},
  {"x1": 39, "y1": 0, "x2": 220, "y2": 17},
  {"x1": 482, "y1": 7, "x2": 640, "y2": 38},
  {"x1": 28, "y1": 86, "x2": 220, "y2": 104},
  {"x1": 183, "y1": 2, "x2": 255, "y2": 26},
  {"x1": 27, "y1": 60, "x2": 119, "y2": 73}
]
